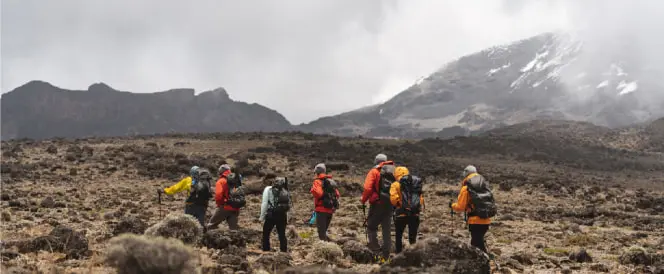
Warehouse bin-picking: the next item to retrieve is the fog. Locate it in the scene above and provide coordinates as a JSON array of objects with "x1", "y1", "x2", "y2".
[{"x1": 2, "y1": 0, "x2": 661, "y2": 124}]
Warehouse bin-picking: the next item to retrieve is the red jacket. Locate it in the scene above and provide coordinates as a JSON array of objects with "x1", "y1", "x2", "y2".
[
  {"x1": 214, "y1": 170, "x2": 239, "y2": 211},
  {"x1": 310, "y1": 173, "x2": 340, "y2": 214},
  {"x1": 361, "y1": 161, "x2": 394, "y2": 204}
]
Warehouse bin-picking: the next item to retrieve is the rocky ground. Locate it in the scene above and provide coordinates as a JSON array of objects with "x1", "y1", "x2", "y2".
[{"x1": 1, "y1": 123, "x2": 663, "y2": 273}]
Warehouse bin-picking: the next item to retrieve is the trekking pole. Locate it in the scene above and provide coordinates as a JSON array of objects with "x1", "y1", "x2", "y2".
[
  {"x1": 362, "y1": 205, "x2": 369, "y2": 243},
  {"x1": 157, "y1": 189, "x2": 163, "y2": 219}
]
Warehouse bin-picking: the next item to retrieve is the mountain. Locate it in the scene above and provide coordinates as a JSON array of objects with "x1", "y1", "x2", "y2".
[
  {"x1": 300, "y1": 32, "x2": 664, "y2": 138},
  {"x1": 1, "y1": 81, "x2": 293, "y2": 140}
]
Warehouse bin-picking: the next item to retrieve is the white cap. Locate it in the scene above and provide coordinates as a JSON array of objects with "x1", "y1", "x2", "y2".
[{"x1": 314, "y1": 163, "x2": 326, "y2": 174}]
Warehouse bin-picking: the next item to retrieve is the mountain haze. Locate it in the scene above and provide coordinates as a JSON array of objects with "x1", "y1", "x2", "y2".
[
  {"x1": 1, "y1": 81, "x2": 292, "y2": 140},
  {"x1": 301, "y1": 32, "x2": 664, "y2": 138}
]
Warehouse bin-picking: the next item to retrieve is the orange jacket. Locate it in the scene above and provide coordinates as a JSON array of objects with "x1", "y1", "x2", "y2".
[
  {"x1": 451, "y1": 173, "x2": 491, "y2": 225},
  {"x1": 214, "y1": 170, "x2": 239, "y2": 211},
  {"x1": 310, "y1": 174, "x2": 340, "y2": 214},
  {"x1": 361, "y1": 161, "x2": 394, "y2": 204}
]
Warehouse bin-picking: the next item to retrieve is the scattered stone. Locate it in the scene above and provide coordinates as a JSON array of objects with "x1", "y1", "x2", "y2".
[
  {"x1": 112, "y1": 216, "x2": 148, "y2": 236},
  {"x1": 590, "y1": 263, "x2": 610, "y2": 272},
  {"x1": 1, "y1": 193, "x2": 11, "y2": 201},
  {"x1": 39, "y1": 197, "x2": 55, "y2": 208},
  {"x1": 569, "y1": 248, "x2": 593, "y2": 263},
  {"x1": 510, "y1": 251, "x2": 534, "y2": 265},
  {"x1": 254, "y1": 252, "x2": 292, "y2": 271},
  {"x1": 2, "y1": 211, "x2": 11, "y2": 222},
  {"x1": 280, "y1": 266, "x2": 359, "y2": 274},
  {"x1": 17, "y1": 225, "x2": 89, "y2": 259},
  {"x1": 619, "y1": 246, "x2": 652, "y2": 266},
  {"x1": 45, "y1": 145, "x2": 58, "y2": 154},
  {"x1": 385, "y1": 234, "x2": 490, "y2": 273},
  {"x1": 342, "y1": 240, "x2": 374, "y2": 264},
  {"x1": 201, "y1": 229, "x2": 247, "y2": 250}
]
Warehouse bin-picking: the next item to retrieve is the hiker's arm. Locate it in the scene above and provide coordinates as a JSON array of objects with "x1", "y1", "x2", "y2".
[
  {"x1": 360, "y1": 170, "x2": 376, "y2": 204},
  {"x1": 259, "y1": 187, "x2": 269, "y2": 222},
  {"x1": 451, "y1": 186, "x2": 468, "y2": 212},
  {"x1": 310, "y1": 180, "x2": 324, "y2": 199},
  {"x1": 389, "y1": 182, "x2": 401, "y2": 207},
  {"x1": 164, "y1": 177, "x2": 190, "y2": 195}
]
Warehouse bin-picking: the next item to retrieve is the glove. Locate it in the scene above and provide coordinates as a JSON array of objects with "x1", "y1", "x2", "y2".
[
  {"x1": 157, "y1": 188, "x2": 165, "y2": 195},
  {"x1": 361, "y1": 203, "x2": 367, "y2": 210},
  {"x1": 448, "y1": 200, "x2": 453, "y2": 208}
]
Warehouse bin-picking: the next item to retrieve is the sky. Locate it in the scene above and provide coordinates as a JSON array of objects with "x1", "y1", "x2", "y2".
[{"x1": 2, "y1": 0, "x2": 657, "y2": 124}]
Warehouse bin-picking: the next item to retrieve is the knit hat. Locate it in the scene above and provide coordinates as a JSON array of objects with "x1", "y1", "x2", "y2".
[
  {"x1": 218, "y1": 164, "x2": 231, "y2": 174},
  {"x1": 314, "y1": 163, "x2": 326, "y2": 174},
  {"x1": 463, "y1": 165, "x2": 477, "y2": 177},
  {"x1": 374, "y1": 154, "x2": 387, "y2": 165},
  {"x1": 190, "y1": 166, "x2": 200, "y2": 177}
]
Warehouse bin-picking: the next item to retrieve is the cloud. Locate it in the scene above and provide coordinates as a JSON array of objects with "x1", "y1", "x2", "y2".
[{"x1": 6, "y1": 0, "x2": 655, "y2": 124}]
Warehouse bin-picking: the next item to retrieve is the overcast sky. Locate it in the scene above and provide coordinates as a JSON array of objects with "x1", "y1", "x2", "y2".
[{"x1": 1, "y1": 0, "x2": 655, "y2": 124}]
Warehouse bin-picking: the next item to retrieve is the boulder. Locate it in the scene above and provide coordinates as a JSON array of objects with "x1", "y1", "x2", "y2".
[
  {"x1": 201, "y1": 229, "x2": 247, "y2": 250},
  {"x1": 341, "y1": 240, "x2": 374, "y2": 264},
  {"x1": 112, "y1": 216, "x2": 148, "y2": 236},
  {"x1": 384, "y1": 234, "x2": 490, "y2": 274}
]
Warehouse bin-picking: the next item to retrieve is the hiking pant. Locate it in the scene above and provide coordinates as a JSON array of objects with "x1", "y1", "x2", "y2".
[
  {"x1": 262, "y1": 212, "x2": 288, "y2": 252},
  {"x1": 394, "y1": 215, "x2": 420, "y2": 253},
  {"x1": 366, "y1": 203, "x2": 393, "y2": 258},
  {"x1": 206, "y1": 208, "x2": 240, "y2": 230},
  {"x1": 315, "y1": 212, "x2": 333, "y2": 241},
  {"x1": 184, "y1": 204, "x2": 207, "y2": 228},
  {"x1": 469, "y1": 224, "x2": 489, "y2": 253}
]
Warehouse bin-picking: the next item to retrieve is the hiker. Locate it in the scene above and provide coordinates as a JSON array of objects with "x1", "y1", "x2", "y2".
[
  {"x1": 207, "y1": 164, "x2": 246, "y2": 230},
  {"x1": 260, "y1": 177, "x2": 292, "y2": 252},
  {"x1": 157, "y1": 166, "x2": 213, "y2": 227},
  {"x1": 450, "y1": 165, "x2": 496, "y2": 254},
  {"x1": 310, "y1": 163, "x2": 340, "y2": 241},
  {"x1": 390, "y1": 166, "x2": 425, "y2": 253},
  {"x1": 361, "y1": 153, "x2": 395, "y2": 262}
]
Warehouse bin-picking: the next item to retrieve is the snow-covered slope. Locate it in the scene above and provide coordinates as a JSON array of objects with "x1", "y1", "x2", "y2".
[{"x1": 300, "y1": 32, "x2": 664, "y2": 138}]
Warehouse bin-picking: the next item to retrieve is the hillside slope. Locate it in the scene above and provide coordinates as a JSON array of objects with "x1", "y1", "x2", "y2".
[
  {"x1": 1, "y1": 81, "x2": 293, "y2": 140},
  {"x1": 301, "y1": 32, "x2": 664, "y2": 138}
]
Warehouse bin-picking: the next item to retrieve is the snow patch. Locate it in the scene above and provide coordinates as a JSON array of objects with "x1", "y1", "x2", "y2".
[
  {"x1": 521, "y1": 50, "x2": 549, "y2": 72},
  {"x1": 379, "y1": 108, "x2": 384, "y2": 115},
  {"x1": 617, "y1": 81, "x2": 638, "y2": 95},
  {"x1": 487, "y1": 63, "x2": 511, "y2": 76},
  {"x1": 596, "y1": 80, "x2": 609, "y2": 89}
]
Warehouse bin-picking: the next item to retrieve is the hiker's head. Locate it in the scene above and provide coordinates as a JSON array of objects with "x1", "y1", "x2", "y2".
[
  {"x1": 374, "y1": 154, "x2": 387, "y2": 165},
  {"x1": 218, "y1": 164, "x2": 231, "y2": 176},
  {"x1": 189, "y1": 166, "x2": 200, "y2": 177},
  {"x1": 274, "y1": 177, "x2": 287, "y2": 189},
  {"x1": 314, "y1": 163, "x2": 326, "y2": 175},
  {"x1": 395, "y1": 166, "x2": 409, "y2": 181},
  {"x1": 463, "y1": 165, "x2": 477, "y2": 177}
]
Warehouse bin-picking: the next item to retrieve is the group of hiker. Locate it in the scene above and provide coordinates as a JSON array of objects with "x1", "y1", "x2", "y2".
[{"x1": 158, "y1": 153, "x2": 497, "y2": 262}]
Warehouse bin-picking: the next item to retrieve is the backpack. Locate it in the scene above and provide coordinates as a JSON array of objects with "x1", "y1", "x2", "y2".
[
  {"x1": 376, "y1": 164, "x2": 396, "y2": 203},
  {"x1": 466, "y1": 175, "x2": 497, "y2": 219},
  {"x1": 225, "y1": 173, "x2": 246, "y2": 209},
  {"x1": 269, "y1": 178, "x2": 291, "y2": 214},
  {"x1": 321, "y1": 178, "x2": 339, "y2": 209},
  {"x1": 188, "y1": 168, "x2": 213, "y2": 205},
  {"x1": 399, "y1": 175, "x2": 423, "y2": 215}
]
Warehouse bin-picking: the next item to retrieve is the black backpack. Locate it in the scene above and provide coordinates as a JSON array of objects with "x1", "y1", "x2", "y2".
[
  {"x1": 226, "y1": 173, "x2": 246, "y2": 209},
  {"x1": 466, "y1": 175, "x2": 497, "y2": 219},
  {"x1": 321, "y1": 178, "x2": 339, "y2": 209},
  {"x1": 269, "y1": 178, "x2": 291, "y2": 214},
  {"x1": 398, "y1": 175, "x2": 423, "y2": 215},
  {"x1": 188, "y1": 168, "x2": 213, "y2": 205},
  {"x1": 377, "y1": 164, "x2": 396, "y2": 203}
]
